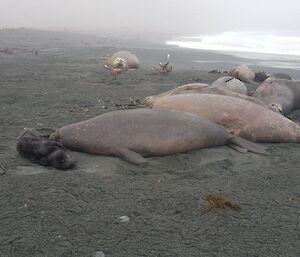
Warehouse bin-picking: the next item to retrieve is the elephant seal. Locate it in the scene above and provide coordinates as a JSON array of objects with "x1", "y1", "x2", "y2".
[
  {"x1": 49, "y1": 109, "x2": 268, "y2": 165},
  {"x1": 253, "y1": 78, "x2": 300, "y2": 115},
  {"x1": 229, "y1": 64, "x2": 256, "y2": 82},
  {"x1": 152, "y1": 93, "x2": 300, "y2": 143},
  {"x1": 104, "y1": 50, "x2": 139, "y2": 70},
  {"x1": 144, "y1": 84, "x2": 276, "y2": 111},
  {"x1": 17, "y1": 130, "x2": 76, "y2": 170},
  {"x1": 211, "y1": 76, "x2": 248, "y2": 95},
  {"x1": 144, "y1": 83, "x2": 209, "y2": 106},
  {"x1": 104, "y1": 50, "x2": 139, "y2": 79}
]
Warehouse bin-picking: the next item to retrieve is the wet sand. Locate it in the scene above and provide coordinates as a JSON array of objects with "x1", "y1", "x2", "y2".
[{"x1": 0, "y1": 29, "x2": 299, "y2": 257}]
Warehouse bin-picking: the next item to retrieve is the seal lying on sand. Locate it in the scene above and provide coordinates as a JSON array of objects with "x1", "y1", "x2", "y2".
[
  {"x1": 152, "y1": 93, "x2": 300, "y2": 143},
  {"x1": 104, "y1": 50, "x2": 140, "y2": 79},
  {"x1": 104, "y1": 50, "x2": 139, "y2": 69},
  {"x1": 229, "y1": 64, "x2": 256, "y2": 82},
  {"x1": 17, "y1": 130, "x2": 76, "y2": 170},
  {"x1": 49, "y1": 109, "x2": 268, "y2": 165},
  {"x1": 253, "y1": 78, "x2": 300, "y2": 115},
  {"x1": 144, "y1": 83, "x2": 209, "y2": 106},
  {"x1": 211, "y1": 76, "x2": 248, "y2": 95},
  {"x1": 144, "y1": 84, "x2": 276, "y2": 111}
]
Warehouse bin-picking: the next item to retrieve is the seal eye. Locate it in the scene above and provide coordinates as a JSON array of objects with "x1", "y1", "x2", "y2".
[{"x1": 270, "y1": 103, "x2": 282, "y2": 113}]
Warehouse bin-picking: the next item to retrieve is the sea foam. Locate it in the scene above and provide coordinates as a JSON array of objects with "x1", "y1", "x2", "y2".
[{"x1": 166, "y1": 31, "x2": 300, "y2": 57}]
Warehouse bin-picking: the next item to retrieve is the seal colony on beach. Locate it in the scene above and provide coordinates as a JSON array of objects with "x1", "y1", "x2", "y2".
[
  {"x1": 49, "y1": 109, "x2": 268, "y2": 165},
  {"x1": 15, "y1": 55, "x2": 299, "y2": 168}
]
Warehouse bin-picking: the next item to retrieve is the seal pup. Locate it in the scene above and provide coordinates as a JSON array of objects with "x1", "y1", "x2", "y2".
[
  {"x1": 253, "y1": 78, "x2": 300, "y2": 115},
  {"x1": 211, "y1": 76, "x2": 248, "y2": 95},
  {"x1": 49, "y1": 109, "x2": 268, "y2": 165},
  {"x1": 152, "y1": 93, "x2": 300, "y2": 143},
  {"x1": 229, "y1": 64, "x2": 256, "y2": 82},
  {"x1": 17, "y1": 130, "x2": 76, "y2": 170}
]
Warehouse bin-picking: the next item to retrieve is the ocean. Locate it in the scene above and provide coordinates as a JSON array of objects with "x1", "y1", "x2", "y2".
[{"x1": 166, "y1": 31, "x2": 300, "y2": 71}]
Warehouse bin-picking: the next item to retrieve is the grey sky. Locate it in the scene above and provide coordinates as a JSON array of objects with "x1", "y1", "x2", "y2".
[{"x1": 0, "y1": 0, "x2": 299, "y2": 36}]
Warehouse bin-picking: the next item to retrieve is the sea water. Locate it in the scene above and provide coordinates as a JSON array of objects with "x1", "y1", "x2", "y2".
[{"x1": 166, "y1": 31, "x2": 300, "y2": 70}]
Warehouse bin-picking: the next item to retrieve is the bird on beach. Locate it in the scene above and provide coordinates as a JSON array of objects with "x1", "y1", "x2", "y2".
[{"x1": 33, "y1": 49, "x2": 39, "y2": 56}]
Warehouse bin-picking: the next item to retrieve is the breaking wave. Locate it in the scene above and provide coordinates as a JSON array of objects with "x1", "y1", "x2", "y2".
[{"x1": 166, "y1": 31, "x2": 300, "y2": 57}]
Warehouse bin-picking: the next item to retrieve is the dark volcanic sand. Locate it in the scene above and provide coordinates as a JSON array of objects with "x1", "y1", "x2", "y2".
[{"x1": 0, "y1": 30, "x2": 299, "y2": 257}]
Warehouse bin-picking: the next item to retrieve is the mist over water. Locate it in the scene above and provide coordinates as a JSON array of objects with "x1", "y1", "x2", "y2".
[{"x1": 166, "y1": 31, "x2": 300, "y2": 57}]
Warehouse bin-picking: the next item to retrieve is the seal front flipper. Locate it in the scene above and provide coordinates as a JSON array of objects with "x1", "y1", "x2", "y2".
[
  {"x1": 112, "y1": 148, "x2": 148, "y2": 165},
  {"x1": 227, "y1": 136, "x2": 269, "y2": 155}
]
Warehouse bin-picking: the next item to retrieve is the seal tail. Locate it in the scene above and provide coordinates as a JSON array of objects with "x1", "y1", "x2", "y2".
[{"x1": 227, "y1": 136, "x2": 269, "y2": 155}]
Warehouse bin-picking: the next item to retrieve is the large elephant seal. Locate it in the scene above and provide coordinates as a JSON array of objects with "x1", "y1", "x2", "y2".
[
  {"x1": 211, "y1": 76, "x2": 248, "y2": 95},
  {"x1": 253, "y1": 78, "x2": 300, "y2": 115},
  {"x1": 104, "y1": 50, "x2": 139, "y2": 70},
  {"x1": 144, "y1": 84, "x2": 276, "y2": 111},
  {"x1": 49, "y1": 109, "x2": 268, "y2": 165},
  {"x1": 229, "y1": 64, "x2": 256, "y2": 82},
  {"x1": 152, "y1": 93, "x2": 300, "y2": 143}
]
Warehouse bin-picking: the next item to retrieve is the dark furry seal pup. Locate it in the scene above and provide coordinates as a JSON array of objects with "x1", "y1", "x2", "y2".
[{"x1": 17, "y1": 130, "x2": 76, "y2": 170}]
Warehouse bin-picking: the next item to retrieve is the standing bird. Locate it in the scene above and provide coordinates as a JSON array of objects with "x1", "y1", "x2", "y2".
[{"x1": 33, "y1": 49, "x2": 39, "y2": 56}]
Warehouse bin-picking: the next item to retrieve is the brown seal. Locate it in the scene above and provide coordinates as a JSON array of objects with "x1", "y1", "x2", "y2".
[
  {"x1": 49, "y1": 109, "x2": 268, "y2": 165},
  {"x1": 253, "y1": 78, "x2": 300, "y2": 115},
  {"x1": 211, "y1": 76, "x2": 248, "y2": 95},
  {"x1": 229, "y1": 64, "x2": 255, "y2": 82},
  {"x1": 143, "y1": 83, "x2": 209, "y2": 106},
  {"x1": 104, "y1": 50, "x2": 139, "y2": 69},
  {"x1": 152, "y1": 93, "x2": 300, "y2": 143},
  {"x1": 104, "y1": 50, "x2": 139, "y2": 79},
  {"x1": 144, "y1": 84, "x2": 276, "y2": 111}
]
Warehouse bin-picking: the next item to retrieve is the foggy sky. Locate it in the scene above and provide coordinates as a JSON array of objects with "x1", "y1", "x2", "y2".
[{"x1": 1, "y1": 0, "x2": 299, "y2": 36}]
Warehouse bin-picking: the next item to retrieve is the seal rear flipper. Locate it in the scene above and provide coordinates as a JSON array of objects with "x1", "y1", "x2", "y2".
[
  {"x1": 227, "y1": 136, "x2": 269, "y2": 155},
  {"x1": 113, "y1": 148, "x2": 148, "y2": 165},
  {"x1": 227, "y1": 144, "x2": 248, "y2": 153}
]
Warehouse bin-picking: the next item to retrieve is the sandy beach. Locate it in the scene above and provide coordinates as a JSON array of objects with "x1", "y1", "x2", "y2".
[{"x1": 0, "y1": 29, "x2": 299, "y2": 257}]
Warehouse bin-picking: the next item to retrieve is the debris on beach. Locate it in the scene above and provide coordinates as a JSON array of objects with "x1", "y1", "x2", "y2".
[
  {"x1": 151, "y1": 53, "x2": 173, "y2": 74},
  {"x1": 201, "y1": 192, "x2": 241, "y2": 216},
  {"x1": 114, "y1": 98, "x2": 145, "y2": 110},
  {"x1": 0, "y1": 48, "x2": 14, "y2": 55},
  {"x1": 119, "y1": 215, "x2": 130, "y2": 223},
  {"x1": 0, "y1": 161, "x2": 7, "y2": 175},
  {"x1": 94, "y1": 251, "x2": 105, "y2": 257},
  {"x1": 208, "y1": 69, "x2": 228, "y2": 74}
]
